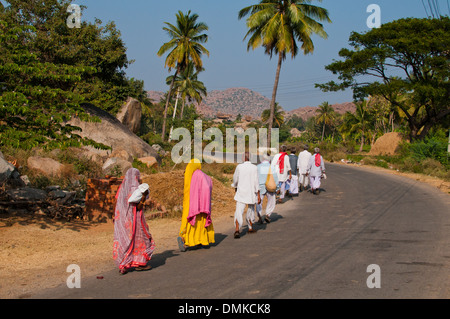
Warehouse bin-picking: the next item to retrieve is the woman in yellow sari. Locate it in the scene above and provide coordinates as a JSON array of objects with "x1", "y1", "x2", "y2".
[{"x1": 177, "y1": 159, "x2": 215, "y2": 252}]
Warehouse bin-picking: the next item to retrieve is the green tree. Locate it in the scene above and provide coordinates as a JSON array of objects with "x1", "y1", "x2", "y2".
[
  {"x1": 157, "y1": 10, "x2": 209, "y2": 141},
  {"x1": 0, "y1": 0, "x2": 147, "y2": 150},
  {"x1": 238, "y1": 0, "x2": 331, "y2": 144},
  {"x1": 315, "y1": 101, "x2": 336, "y2": 141},
  {"x1": 166, "y1": 61, "x2": 207, "y2": 120},
  {"x1": 317, "y1": 17, "x2": 450, "y2": 141},
  {"x1": 340, "y1": 101, "x2": 373, "y2": 152},
  {"x1": 261, "y1": 103, "x2": 285, "y2": 128}
]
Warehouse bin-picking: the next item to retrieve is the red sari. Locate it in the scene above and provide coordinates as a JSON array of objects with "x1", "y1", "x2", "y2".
[{"x1": 113, "y1": 168, "x2": 155, "y2": 271}]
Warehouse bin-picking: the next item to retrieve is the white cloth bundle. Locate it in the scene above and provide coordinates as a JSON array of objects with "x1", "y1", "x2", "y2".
[{"x1": 127, "y1": 183, "x2": 149, "y2": 204}]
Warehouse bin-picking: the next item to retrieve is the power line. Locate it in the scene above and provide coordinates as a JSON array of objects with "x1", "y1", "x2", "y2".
[{"x1": 422, "y1": 0, "x2": 430, "y2": 17}]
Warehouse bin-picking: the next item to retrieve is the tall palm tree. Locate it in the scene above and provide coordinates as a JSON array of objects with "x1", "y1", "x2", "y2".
[
  {"x1": 157, "y1": 10, "x2": 209, "y2": 141},
  {"x1": 261, "y1": 103, "x2": 285, "y2": 128},
  {"x1": 238, "y1": 0, "x2": 331, "y2": 145},
  {"x1": 315, "y1": 101, "x2": 335, "y2": 141}
]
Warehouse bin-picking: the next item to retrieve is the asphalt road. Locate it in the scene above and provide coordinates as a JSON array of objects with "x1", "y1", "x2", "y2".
[{"x1": 30, "y1": 163, "x2": 450, "y2": 299}]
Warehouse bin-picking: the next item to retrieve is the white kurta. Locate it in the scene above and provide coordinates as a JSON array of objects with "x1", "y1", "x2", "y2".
[
  {"x1": 271, "y1": 153, "x2": 291, "y2": 182},
  {"x1": 232, "y1": 161, "x2": 259, "y2": 204},
  {"x1": 307, "y1": 154, "x2": 325, "y2": 177},
  {"x1": 297, "y1": 150, "x2": 312, "y2": 175}
]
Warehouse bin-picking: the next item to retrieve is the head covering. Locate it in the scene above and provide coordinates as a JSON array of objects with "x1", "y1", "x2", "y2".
[
  {"x1": 116, "y1": 168, "x2": 140, "y2": 208},
  {"x1": 180, "y1": 159, "x2": 202, "y2": 236}
]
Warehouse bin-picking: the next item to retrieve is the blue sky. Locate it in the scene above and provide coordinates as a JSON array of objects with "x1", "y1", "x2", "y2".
[{"x1": 75, "y1": 0, "x2": 441, "y2": 111}]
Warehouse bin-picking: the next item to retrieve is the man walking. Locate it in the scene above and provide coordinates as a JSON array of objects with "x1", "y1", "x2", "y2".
[
  {"x1": 271, "y1": 145, "x2": 291, "y2": 203},
  {"x1": 256, "y1": 154, "x2": 278, "y2": 224},
  {"x1": 288, "y1": 147, "x2": 299, "y2": 196},
  {"x1": 306, "y1": 147, "x2": 326, "y2": 195},
  {"x1": 232, "y1": 152, "x2": 261, "y2": 238},
  {"x1": 297, "y1": 144, "x2": 312, "y2": 192}
]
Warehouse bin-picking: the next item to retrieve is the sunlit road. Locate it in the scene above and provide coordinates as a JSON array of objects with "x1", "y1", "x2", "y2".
[{"x1": 31, "y1": 163, "x2": 450, "y2": 299}]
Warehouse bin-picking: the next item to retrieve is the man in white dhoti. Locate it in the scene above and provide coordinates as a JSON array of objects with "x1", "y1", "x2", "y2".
[
  {"x1": 271, "y1": 145, "x2": 291, "y2": 203},
  {"x1": 256, "y1": 154, "x2": 278, "y2": 224},
  {"x1": 232, "y1": 152, "x2": 261, "y2": 238},
  {"x1": 306, "y1": 147, "x2": 326, "y2": 195},
  {"x1": 297, "y1": 144, "x2": 312, "y2": 191},
  {"x1": 288, "y1": 147, "x2": 299, "y2": 196}
]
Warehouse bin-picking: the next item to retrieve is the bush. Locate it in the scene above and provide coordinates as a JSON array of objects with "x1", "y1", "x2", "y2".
[{"x1": 408, "y1": 136, "x2": 448, "y2": 167}]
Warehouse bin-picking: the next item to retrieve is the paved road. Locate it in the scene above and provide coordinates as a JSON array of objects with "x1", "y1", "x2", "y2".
[{"x1": 31, "y1": 163, "x2": 450, "y2": 299}]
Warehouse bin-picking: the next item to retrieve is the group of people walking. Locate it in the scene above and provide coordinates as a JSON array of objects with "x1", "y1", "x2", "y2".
[
  {"x1": 111, "y1": 145, "x2": 325, "y2": 274},
  {"x1": 231, "y1": 145, "x2": 326, "y2": 238}
]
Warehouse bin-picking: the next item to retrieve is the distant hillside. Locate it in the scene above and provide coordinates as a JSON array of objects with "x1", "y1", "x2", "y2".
[
  {"x1": 147, "y1": 87, "x2": 271, "y2": 120},
  {"x1": 147, "y1": 88, "x2": 355, "y2": 121},
  {"x1": 285, "y1": 102, "x2": 356, "y2": 121}
]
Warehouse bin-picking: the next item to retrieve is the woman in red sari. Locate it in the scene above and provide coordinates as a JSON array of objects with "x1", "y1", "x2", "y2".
[{"x1": 113, "y1": 168, "x2": 155, "y2": 274}]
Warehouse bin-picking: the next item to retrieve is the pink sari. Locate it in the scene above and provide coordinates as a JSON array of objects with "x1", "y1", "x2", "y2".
[{"x1": 113, "y1": 168, "x2": 155, "y2": 270}]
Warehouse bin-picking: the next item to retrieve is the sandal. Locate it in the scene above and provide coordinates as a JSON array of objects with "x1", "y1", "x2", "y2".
[
  {"x1": 119, "y1": 268, "x2": 128, "y2": 275},
  {"x1": 177, "y1": 236, "x2": 186, "y2": 252},
  {"x1": 234, "y1": 231, "x2": 240, "y2": 239},
  {"x1": 135, "y1": 265, "x2": 151, "y2": 271}
]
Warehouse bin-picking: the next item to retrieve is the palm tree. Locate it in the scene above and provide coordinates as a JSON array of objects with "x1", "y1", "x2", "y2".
[
  {"x1": 165, "y1": 62, "x2": 207, "y2": 140},
  {"x1": 238, "y1": 0, "x2": 331, "y2": 145},
  {"x1": 261, "y1": 103, "x2": 285, "y2": 128},
  {"x1": 157, "y1": 10, "x2": 209, "y2": 141},
  {"x1": 175, "y1": 62, "x2": 207, "y2": 119},
  {"x1": 315, "y1": 101, "x2": 335, "y2": 141},
  {"x1": 340, "y1": 101, "x2": 373, "y2": 152}
]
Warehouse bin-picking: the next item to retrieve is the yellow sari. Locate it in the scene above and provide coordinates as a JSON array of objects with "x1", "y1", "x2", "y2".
[{"x1": 179, "y1": 159, "x2": 215, "y2": 247}]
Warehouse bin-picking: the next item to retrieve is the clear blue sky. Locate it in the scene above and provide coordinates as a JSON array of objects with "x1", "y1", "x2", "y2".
[{"x1": 76, "y1": 0, "x2": 443, "y2": 111}]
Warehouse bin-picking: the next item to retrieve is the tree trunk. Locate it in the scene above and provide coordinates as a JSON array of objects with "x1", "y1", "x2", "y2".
[
  {"x1": 161, "y1": 66, "x2": 180, "y2": 142},
  {"x1": 168, "y1": 89, "x2": 181, "y2": 142},
  {"x1": 321, "y1": 123, "x2": 325, "y2": 141},
  {"x1": 180, "y1": 99, "x2": 186, "y2": 119},
  {"x1": 359, "y1": 132, "x2": 365, "y2": 152},
  {"x1": 268, "y1": 52, "x2": 283, "y2": 150}
]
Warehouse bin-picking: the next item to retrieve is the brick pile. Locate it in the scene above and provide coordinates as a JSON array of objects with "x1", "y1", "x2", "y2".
[
  {"x1": 84, "y1": 175, "x2": 168, "y2": 223},
  {"x1": 85, "y1": 176, "x2": 123, "y2": 222}
]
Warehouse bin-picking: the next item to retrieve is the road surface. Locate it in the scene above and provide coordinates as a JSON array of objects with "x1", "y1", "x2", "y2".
[{"x1": 30, "y1": 163, "x2": 450, "y2": 299}]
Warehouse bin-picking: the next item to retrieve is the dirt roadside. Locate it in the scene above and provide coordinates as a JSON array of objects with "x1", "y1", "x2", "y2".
[{"x1": 0, "y1": 164, "x2": 448, "y2": 299}]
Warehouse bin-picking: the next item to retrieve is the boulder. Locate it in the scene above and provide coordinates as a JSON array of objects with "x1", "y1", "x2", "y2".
[
  {"x1": 7, "y1": 187, "x2": 47, "y2": 201},
  {"x1": 27, "y1": 156, "x2": 65, "y2": 177},
  {"x1": 0, "y1": 157, "x2": 15, "y2": 183},
  {"x1": 138, "y1": 156, "x2": 158, "y2": 168},
  {"x1": 116, "y1": 97, "x2": 142, "y2": 134},
  {"x1": 102, "y1": 157, "x2": 133, "y2": 176},
  {"x1": 110, "y1": 148, "x2": 133, "y2": 163},
  {"x1": 67, "y1": 103, "x2": 160, "y2": 162}
]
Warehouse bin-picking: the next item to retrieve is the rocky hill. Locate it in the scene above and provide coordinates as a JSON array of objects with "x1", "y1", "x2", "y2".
[
  {"x1": 147, "y1": 88, "x2": 355, "y2": 121},
  {"x1": 147, "y1": 88, "x2": 271, "y2": 120},
  {"x1": 285, "y1": 102, "x2": 356, "y2": 121}
]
